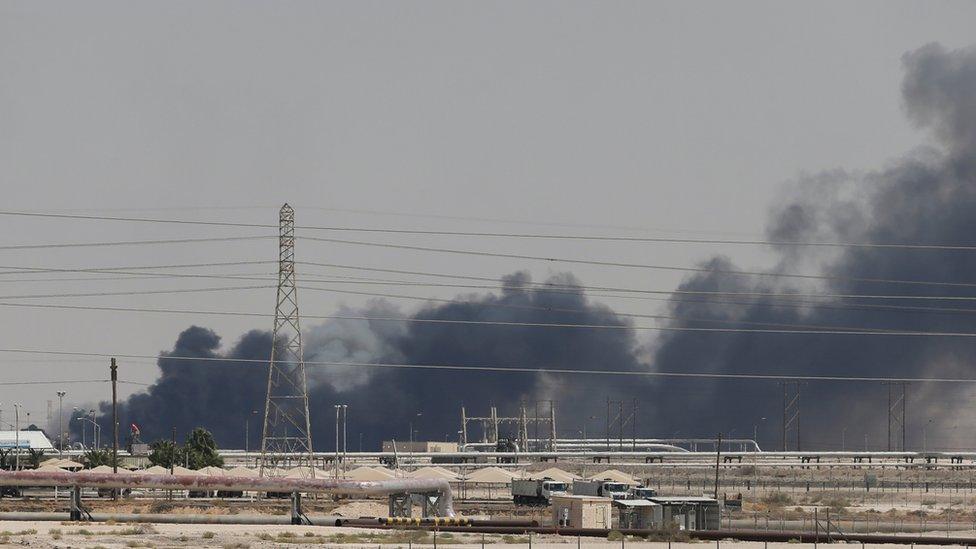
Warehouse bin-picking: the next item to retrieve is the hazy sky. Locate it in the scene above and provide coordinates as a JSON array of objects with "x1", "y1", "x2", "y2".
[{"x1": 2, "y1": 1, "x2": 976, "y2": 426}]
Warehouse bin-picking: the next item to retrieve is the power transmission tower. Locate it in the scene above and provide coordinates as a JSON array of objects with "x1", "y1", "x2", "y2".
[
  {"x1": 885, "y1": 381, "x2": 907, "y2": 451},
  {"x1": 781, "y1": 382, "x2": 801, "y2": 451},
  {"x1": 259, "y1": 204, "x2": 315, "y2": 478}
]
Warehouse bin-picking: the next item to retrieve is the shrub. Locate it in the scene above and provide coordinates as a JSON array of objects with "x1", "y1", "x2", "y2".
[
  {"x1": 762, "y1": 492, "x2": 794, "y2": 507},
  {"x1": 202, "y1": 531, "x2": 216, "y2": 539}
]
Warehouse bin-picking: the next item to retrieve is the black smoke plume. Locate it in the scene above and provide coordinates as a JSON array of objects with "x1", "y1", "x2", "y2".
[
  {"x1": 90, "y1": 43, "x2": 976, "y2": 452},
  {"x1": 647, "y1": 43, "x2": 976, "y2": 450},
  {"x1": 94, "y1": 272, "x2": 646, "y2": 450}
]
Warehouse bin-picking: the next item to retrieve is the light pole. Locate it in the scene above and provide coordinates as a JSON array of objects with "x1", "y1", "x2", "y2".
[
  {"x1": 334, "y1": 405, "x2": 341, "y2": 479},
  {"x1": 409, "y1": 412, "x2": 422, "y2": 444},
  {"x1": 56, "y1": 391, "x2": 66, "y2": 458},
  {"x1": 341, "y1": 406, "x2": 348, "y2": 455},
  {"x1": 89, "y1": 409, "x2": 99, "y2": 448},
  {"x1": 341, "y1": 404, "x2": 348, "y2": 471},
  {"x1": 841, "y1": 426, "x2": 847, "y2": 451},
  {"x1": 244, "y1": 410, "x2": 258, "y2": 453},
  {"x1": 923, "y1": 419, "x2": 934, "y2": 452},
  {"x1": 73, "y1": 408, "x2": 85, "y2": 448},
  {"x1": 13, "y1": 403, "x2": 21, "y2": 471}
]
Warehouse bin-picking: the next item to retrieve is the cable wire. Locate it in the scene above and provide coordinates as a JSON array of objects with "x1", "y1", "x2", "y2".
[
  {"x1": 5, "y1": 209, "x2": 976, "y2": 251},
  {"x1": 300, "y1": 236, "x2": 976, "y2": 289},
  {"x1": 0, "y1": 347, "x2": 974, "y2": 384},
  {"x1": 0, "y1": 300, "x2": 913, "y2": 334},
  {"x1": 0, "y1": 235, "x2": 273, "y2": 252}
]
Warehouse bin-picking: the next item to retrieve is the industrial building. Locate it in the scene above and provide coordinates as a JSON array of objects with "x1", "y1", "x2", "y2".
[
  {"x1": 614, "y1": 499, "x2": 662, "y2": 529},
  {"x1": 550, "y1": 495, "x2": 611, "y2": 529},
  {"x1": 0, "y1": 431, "x2": 54, "y2": 451},
  {"x1": 647, "y1": 496, "x2": 720, "y2": 531},
  {"x1": 381, "y1": 441, "x2": 458, "y2": 453}
]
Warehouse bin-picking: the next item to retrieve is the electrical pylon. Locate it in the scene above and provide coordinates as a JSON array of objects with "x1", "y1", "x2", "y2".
[{"x1": 259, "y1": 204, "x2": 315, "y2": 477}]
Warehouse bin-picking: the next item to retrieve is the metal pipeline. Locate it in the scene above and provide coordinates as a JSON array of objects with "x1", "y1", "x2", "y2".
[
  {"x1": 374, "y1": 517, "x2": 539, "y2": 527},
  {"x1": 336, "y1": 522, "x2": 976, "y2": 546},
  {"x1": 0, "y1": 512, "x2": 970, "y2": 545},
  {"x1": 0, "y1": 471, "x2": 455, "y2": 516}
]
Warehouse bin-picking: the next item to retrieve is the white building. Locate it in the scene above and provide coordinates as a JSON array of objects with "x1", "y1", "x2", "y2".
[{"x1": 0, "y1": 431, "x2": 55, "y2": 451}]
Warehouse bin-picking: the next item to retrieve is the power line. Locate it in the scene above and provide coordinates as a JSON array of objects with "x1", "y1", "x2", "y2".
[
  {"x1": 300, "y1": 236, "x2": 976, "y2": 289},
  {"x1": 0, "y1": 285, "x2": 271, "y2": 301},
  {"x1": 0, "y1": 300, "x2": 910, "y2": 334},
  {"x1": 0, "y1": 210, "x2": 275, "y2": 229},
  {"x1": 0, "y1": 260, "x2": 273, "y2": 277},
  {"x1": 304, "y1": 226, "x2": 976, "y2": 251},
  {"x1": 296, "y1": 261, "x2": 976, "y2": 317},
  {"x1": 3, "y1": 260, "x2": 976, "y2": 322},
  {"x1": 4, "y1": 297, "x2": 976, "y2": 337},
  {"x1": 0, "y1": 379, "x2": 109, "y2": 386},
  {"x1": 3, "y1": 259, "x2": 976, "y2": 302},
  {"x1": 300, "y1": 278, "x2": 976, "y2": 302},
  {"x1": 0, "y1": 235, "x2": 273, "y2": 252},
  {"x1": 0, "y1": 347, "x2": 975, "y2": 384},
  {"x1": 5, "y1": 209, "x2": 976, "y2": 251}
]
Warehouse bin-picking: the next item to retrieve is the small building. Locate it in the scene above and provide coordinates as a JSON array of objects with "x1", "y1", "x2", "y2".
[
  {"x1": 381, "y1": 441, "x2": 458, "y2": 453},
  {"x1": 614, "y1": 499, "x2": 663, "y2": 529},
  {"x1": 0, "y1": 431, "x2": 54, "y2": 451},
  {"x1": 551, "y1": 495, "x2": 612, "y2": 529},
  {"x1": 647, "y1": 496, "x2": 720, "y2": 531}
]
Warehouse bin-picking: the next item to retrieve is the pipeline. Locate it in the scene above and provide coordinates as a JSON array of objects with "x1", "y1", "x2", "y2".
[
  {"x1": 336, "y1": 521, "x2": 976, "y2": 546},
  {"x1": 0, "y1": 471, "x2": 455, "y2": 516},
  {"x1": 375, "y1": 517, "x2": 538, "y2": 528},
  {"x1": 0, "y1": 511, "x2": 970, "y2": 545}
]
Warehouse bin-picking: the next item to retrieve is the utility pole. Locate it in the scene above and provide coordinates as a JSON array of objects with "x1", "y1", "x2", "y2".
[
  {"x1": 56, "y1": 391, "x2": 66, "y2": 458},
  {"x1": 334, "y1": 405, "x2": 340, "y2": 480},
  {"x1": 14, "y1": 404, "x2": 20, "y2": 471},
  {"x1": 260, "y1": 204, "x2": 315, "y2": 477},
  {"x1": 170, "y1": 427, "x2": 176, "y2": 474},
  {"x1": 714, "y1": 432, "x2": 722, "y2": 500},
  {"x1": 342, "y1": 404, "x2": 348, "y2": 471},
  {"x1": 111, "y1": 358, "x2": 119, "y2": 475}
]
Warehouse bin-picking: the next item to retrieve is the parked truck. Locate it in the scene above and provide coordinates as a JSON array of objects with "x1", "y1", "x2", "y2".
[
  {"x1": 511, "y1": 478, "x2": 568, "y2": 505},
  {"x1": 572, "y1": 479, "x2": 631, "y2": 499},
  {"x1": 628, "y1": 486, "x2": 657, "y2": 499}
]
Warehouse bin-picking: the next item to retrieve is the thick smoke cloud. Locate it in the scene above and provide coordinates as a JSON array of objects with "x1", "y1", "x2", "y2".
[
  {"x1": 91, "y1": 43, "x2": 976, "y2": 452},
  {"x1": 96, "y1": 272, "x2": 646, "y2": 450},
  {"x1": 649, "y1": 43, "x2": 976, "y2": 449}
]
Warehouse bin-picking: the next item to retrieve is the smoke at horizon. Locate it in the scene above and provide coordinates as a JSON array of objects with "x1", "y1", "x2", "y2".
[{"x1": 86, "y1": 42, "x2": 976, "y2": 452}]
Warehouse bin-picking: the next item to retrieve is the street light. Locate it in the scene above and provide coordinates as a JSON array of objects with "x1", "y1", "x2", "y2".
[
  {"x1": 244, "y1": 410, "x2": 258, "y2": 453},
  {"x1": 923, "y1": 419, "x2": 935, "y2": 452},
  {"x1": 342, "y1": 404, "x2": 349, "y2": 461},
  {"x1": 88, "y1": 409, "x2": 98, "y2": 448},
  {"x1": 13, "y1": 403, "x2": 22, "y2": 471},
  {"x1": 409, "y1": 412, "x2": 422, "y2": 444},
  {"x1": 56, "y1": 391, "x2": 66, "y2": 458},
  {"x1": 73, "y1": 407, "x2": 85, "y2": 448},
  {"x1": 341, "y1": 404, "x2": 348, "y2": 467},
  {"x1": 334, "y1": 405, "x2": 341, "y2": 480}
]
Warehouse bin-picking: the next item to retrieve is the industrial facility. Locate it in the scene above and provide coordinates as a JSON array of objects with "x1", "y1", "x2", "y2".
[{"x1": 6, "y1": 5, "x2": 976, "y2": 544}]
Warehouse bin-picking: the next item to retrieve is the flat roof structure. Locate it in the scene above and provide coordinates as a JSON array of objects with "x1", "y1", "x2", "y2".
[{"x1": 0, "y1": 431, "x2": 53, "y2": 450}]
